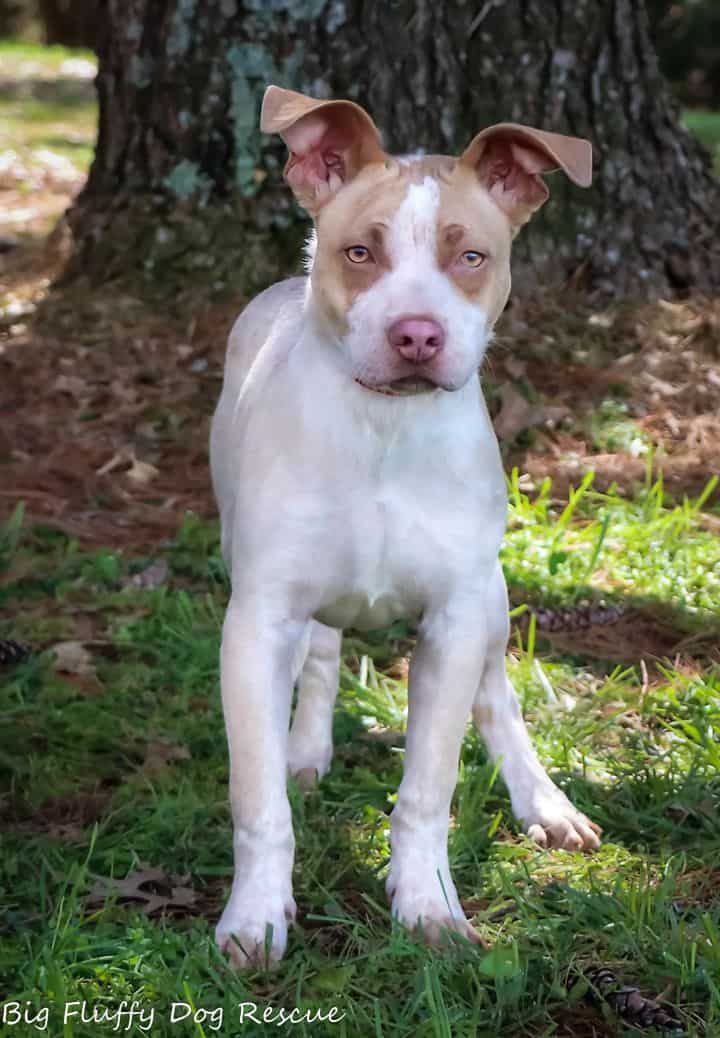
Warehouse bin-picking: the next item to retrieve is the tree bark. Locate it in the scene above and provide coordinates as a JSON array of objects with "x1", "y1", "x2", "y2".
[
  {"x1": 67, "y1": 0, "x2": 720, "y2": 299},
  {"x1": 38, "y1": 0, "x2": 98, "y2": 49},
  {"x1": 0, "y1": 0, "x2": 30, "y2": 37}
]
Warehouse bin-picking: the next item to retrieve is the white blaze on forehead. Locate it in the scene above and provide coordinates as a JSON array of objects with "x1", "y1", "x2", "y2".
[
  {"x1": 387, "y1": 176, "x2": 440, "y2": 269},
  {"x1": 395, "y1": 150, "x2": 427, "y2": 166},
  {"x1": 341, "y1": 169, "x2": 491, "y2": 393}
]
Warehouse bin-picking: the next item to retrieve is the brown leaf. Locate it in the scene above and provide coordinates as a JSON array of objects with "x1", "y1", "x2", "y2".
[
  {"x1": 493, "y1": 382, "x2": 545, "y2": 440},
  {"x1": 85, "y1": 865, "x2": 199, "y2": 916},
  {"x1": 96, "y1": 449, "x2": 131, "y2": 476},
  {"x1": 51, "y1": 640, "x2": 95, "y2": 676},
  {"x1": 53, "y1": 374, "x2": 87, "y2": 398},
  {"x1": 139, "y1": 738, "x2": 191, "y2": 777},
  {"x1": 127, "y1": 457, "x2": 159, "y2": 484},
  {"x1": 123, "y1": 559, "x2": 169, "y2": 590}
]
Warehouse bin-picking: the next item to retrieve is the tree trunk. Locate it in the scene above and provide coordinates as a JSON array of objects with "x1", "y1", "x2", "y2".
[
  {"x1": 67, "y1": 0, "x2": 720, "y2": 299},
  {"x1": 38, "y1": 0, "x2": 98, "y2": 49},
  {"x1": 0, "y1": 0, "x2": 30, "y2": 37}
]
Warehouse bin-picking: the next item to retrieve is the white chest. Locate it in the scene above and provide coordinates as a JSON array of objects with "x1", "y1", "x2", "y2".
[{"x1": 312, "y1": 473, "x2": 505, "y2": 630}]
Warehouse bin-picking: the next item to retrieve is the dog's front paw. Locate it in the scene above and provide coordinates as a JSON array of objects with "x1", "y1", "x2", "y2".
[
  {"x1": 519, "y1": 786, "x2": 601, "y2": 852},
  {"x1": 215, "y1": 889, "x2": 296, "y2": 969},
  {"x1": 287, "y1": 732, "x2": 333, "y2": 789},
  {"x1": 387, "y1": 873, "x2": 486, "y2": 948}
]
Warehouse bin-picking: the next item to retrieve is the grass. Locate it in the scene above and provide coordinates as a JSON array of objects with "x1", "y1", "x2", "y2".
[
  {"x1": 682, "y1": 110, "x2": 720, "y2": 171},
  {"x1": 0, "y1": 40, "x2": 97, "y2": 239},
  {"x1": 0, "y1": 94, "x2": 96, "y2": 169},
  {"x1": 0, "y1": 39, "x2": 96, "y2": 174},
  {"x1": 1, "y1": 477, "x2": 719, "y2": 1037},
  {"x1": 0, "y1": 39, "x2": 96, "y2": 75}
]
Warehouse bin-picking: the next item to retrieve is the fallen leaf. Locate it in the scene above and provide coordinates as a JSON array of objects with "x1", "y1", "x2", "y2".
[
  {"x1": 504, "y1": 356, "x2": 526, "y2": 379},
  {"x1": 85, "y1": 865, "x2": 199, "y2": 916},
  {"x1": 97, "y1": 449, "x2": 131, "y2": 476},
  {"x1": 123, "y1": 559, "x2": 169, "y2": 590},
  {"x1": 493, "y1": 382, "x2": 545, "y2": 440},
  {"x1": 51, "y1": 640, "x2": 95, "y2": 676},
  {"x1": 110, "y1": 379, "x2": 138, "y2": 404},
  {"x1": 53, "y1": 374, "x2": 87, "y2": 398},
  {"x1": 127, "y1": 457, "x2": 159, "y2": 484},
  {"x1": 139, "y1": 738, "x2": 191, "y2": 777}
]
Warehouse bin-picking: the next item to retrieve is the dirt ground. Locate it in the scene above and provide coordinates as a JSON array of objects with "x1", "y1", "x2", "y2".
[
  {"x1": 1, "y1": 47, "x2": 719, "y2": 553},
  {"x1": 2, "y1": 230, "x2": 719, "y2": 550}
]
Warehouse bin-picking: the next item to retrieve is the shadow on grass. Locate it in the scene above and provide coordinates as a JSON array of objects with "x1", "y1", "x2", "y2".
[{"x1": 505, "y1": 577, "x2": 720, "y2": 666}]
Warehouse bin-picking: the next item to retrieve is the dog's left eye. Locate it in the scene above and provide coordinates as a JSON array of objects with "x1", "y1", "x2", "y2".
[
  {"x1": 345, "y1": 245, "x2": 372, "y2": 264},
  {"x1": 460, "y1": 250, "x2": 487, "y2": 268}
]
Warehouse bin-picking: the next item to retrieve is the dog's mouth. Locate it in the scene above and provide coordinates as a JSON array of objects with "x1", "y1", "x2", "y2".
[{"x1": 355, "y1": 375, "x2": 440, "y2": 397}]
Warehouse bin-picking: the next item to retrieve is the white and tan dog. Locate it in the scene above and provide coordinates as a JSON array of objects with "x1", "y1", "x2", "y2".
[{"x1": 210, "y1": 85, "x2": 600, "y2": 967}]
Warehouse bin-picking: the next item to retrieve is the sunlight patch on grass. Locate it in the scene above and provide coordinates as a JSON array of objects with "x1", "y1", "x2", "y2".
[
  {"x1": 0, "y1": 95, "x2": 96, "y2": 172},
  {"x1": 0, "y1": 39, "x2": 96, "y2": 78}
]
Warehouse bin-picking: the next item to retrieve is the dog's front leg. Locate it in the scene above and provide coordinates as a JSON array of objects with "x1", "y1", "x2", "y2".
[
  {"x1": 215, "y1": 596, "x2": 304, "y2": 968},
  {"x1": 388, "y1": 597, "x2": 488, "y2": 947},
  {"x1": 473, "y1": 563, "x2": 601, "y2": 852}
]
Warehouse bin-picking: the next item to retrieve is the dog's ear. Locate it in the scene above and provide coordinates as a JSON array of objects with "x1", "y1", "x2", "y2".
[
  {"x1": 261, "y1": 85, "x2": 386, "y2": 214},
  {"x1": 460, "y1": 124, "x2": 592, "y2": 229}
]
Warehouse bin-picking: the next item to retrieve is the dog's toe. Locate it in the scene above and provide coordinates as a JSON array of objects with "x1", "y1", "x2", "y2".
[
  {"x1": 416, "y1": 913, "x2": 488, "y2": 949},
  {"x1": 287, "y1": 734, "x2": 332, "y2": 786},
  {"x1": 525, "y1": 800, "x2": 601, "y2": 852},
  {"x1": 389, "y1": 878, "x2": 487, "y2": 950},
  {"x1": 215, "y1": 893, "x2": 295, "y2": 970}
]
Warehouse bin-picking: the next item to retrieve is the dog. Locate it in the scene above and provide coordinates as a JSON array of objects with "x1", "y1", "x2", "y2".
[{"x1": 210, "y1": 85, "x2": 600, "y2": 968}]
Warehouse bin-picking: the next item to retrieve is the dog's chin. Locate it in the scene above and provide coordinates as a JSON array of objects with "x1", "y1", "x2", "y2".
[{"x1": 355, "y1": 375, "x2": 446, "y2": 397}]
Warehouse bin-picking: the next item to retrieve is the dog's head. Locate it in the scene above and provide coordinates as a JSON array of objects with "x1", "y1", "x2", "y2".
[{"x1": 262, "y1": 86, "x2": 592, "y2": 396}]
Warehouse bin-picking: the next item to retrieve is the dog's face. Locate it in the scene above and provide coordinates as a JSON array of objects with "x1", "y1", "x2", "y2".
[
  {"x1": 308, "y1": 160, "x2": 512, "y2": 393},
  {"x1": 262, "y1": 87, "x2": 592, "y2": 396}
]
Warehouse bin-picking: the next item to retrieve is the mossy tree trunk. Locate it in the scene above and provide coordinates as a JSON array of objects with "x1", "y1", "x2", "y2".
[{"x1": 67, "y1": 0, "x2": 720, "y2": 298}]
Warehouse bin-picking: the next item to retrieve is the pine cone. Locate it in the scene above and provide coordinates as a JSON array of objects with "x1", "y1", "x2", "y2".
[
  {"x1": 0, "y1": 639, "x2": 31, "y2": 667},
  {"x1": 515, "y1": 602, "x2": 626, "y2": 632},
  {"x1": 585, "y1": 966, "x2": 685, "y2": 1033}
]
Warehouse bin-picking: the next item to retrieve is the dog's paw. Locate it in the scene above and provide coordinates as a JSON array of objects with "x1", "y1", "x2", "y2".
[
  {"x1": 290, "y1": 765, "x2": 319, "y2": 792},
  {"x1": 215, "y1": 891, "x2": 296, "y2": 969},
  {"x1": 520, "y1": 787, "x2": 601, "y2": 852},
  {"x1": 287, "y1": 733, "x2": 332, "y2": 788},
  {"x1": 388, "y1": 875, "x2": 486, "y2": 949}
]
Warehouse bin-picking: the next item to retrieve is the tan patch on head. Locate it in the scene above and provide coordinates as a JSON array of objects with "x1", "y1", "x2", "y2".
[
  {"x1": 310, "y1": 155, "x2": 513, "y2": 336},
  {"x1": 435, "y1": 164, "x2": 513, "y2": 324},
  {"x1": 312, "y1": 161, "x2": 411, "y2": 334}
]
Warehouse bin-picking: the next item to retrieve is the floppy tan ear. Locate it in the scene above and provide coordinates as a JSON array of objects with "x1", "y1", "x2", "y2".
[
  {"x1": 261, "y1": 85, "x2": 386, "y2": 214},
  {"x1": 461, "y1": 123, "x2": 593, "y2": 228}
]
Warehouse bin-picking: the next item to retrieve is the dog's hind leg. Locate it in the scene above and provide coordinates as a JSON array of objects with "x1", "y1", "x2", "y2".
[
  {"x1": 472, "y1": 563, "x2": 601, "y2": 852},
  {"x1": 288, "y1": 621, "x2": 342, "y2": 789}
]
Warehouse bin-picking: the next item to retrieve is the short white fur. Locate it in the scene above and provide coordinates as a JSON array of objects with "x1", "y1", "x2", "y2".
[{"x1": 209, "y1": 137, "x2": 599, "y2": 971}]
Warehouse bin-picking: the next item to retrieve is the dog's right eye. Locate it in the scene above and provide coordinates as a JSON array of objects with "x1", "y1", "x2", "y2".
[{"x1": 345, "y1": 245, "x2": 372, "y2": 264}]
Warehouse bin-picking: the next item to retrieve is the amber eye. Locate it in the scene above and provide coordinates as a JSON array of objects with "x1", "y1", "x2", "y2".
[
  {"x1": 461, "y1": 250, "x2": 487, "y2": 268},
  {"x1": 345, "y1": 245, "x2": 372, "y2": 264}
]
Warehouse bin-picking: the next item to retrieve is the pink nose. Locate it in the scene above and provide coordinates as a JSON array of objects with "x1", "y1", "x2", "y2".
[{"x1": 387, "y1": 317, "x2": 445, "y2": 363}]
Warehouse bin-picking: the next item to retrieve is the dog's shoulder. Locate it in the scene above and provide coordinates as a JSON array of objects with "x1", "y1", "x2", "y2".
[
  {"x1": 220, "y1": 277, "x2": 307, "y2": 396},
  {"x1": 228, "y1": 277, "x2": 307, "y2": 349}
]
